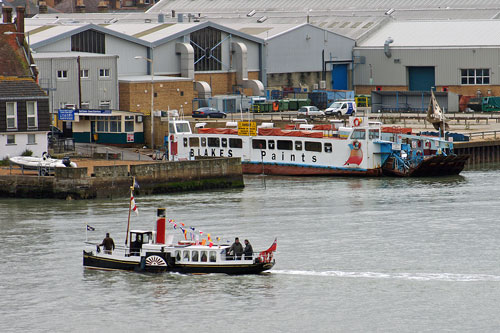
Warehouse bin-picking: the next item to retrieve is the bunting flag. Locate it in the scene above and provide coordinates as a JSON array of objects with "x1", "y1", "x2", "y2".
[
  {"x1": 180, "y1": 227, "x2": 187, "y2": 240},
  {"x1": 130, "y1": 193, "x2": 139, "y2": 215},
  {"x1": 207, "y1": 233, "x2": 213, "y2": 248},
  {"x1": 134, "y1": 179, "x2": 140, "y2": 189},
  {"x1": 86, "y1": 225, "x2": 95, "y2": 231}
]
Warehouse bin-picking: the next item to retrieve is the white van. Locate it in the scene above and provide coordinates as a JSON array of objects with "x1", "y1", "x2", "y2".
[{"x1": 324, "y1": 100, "x2": 357, "y2": 117}]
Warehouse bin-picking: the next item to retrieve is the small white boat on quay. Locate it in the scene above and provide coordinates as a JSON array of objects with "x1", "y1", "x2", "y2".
[{"x1": 9, "y1": 152, "x2": 77, "y2": 172}]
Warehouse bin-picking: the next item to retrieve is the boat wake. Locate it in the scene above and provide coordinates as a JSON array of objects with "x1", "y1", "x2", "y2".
[{"x1": 272, "y1": 269, "x2": 500, "y2": 282}]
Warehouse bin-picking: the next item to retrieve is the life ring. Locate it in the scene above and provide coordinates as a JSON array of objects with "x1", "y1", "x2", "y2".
[
  {"x1": 416, "y1": 150, "x2": 422, "y2": 156},
  {"x1": 425, "y1": 141, "x2": 431, "y2": 148},
  {"x1": 352, "y1": 141, "x2": 361, "y2": 150},
  {"x1": 353, "y1": 118, "x2": 361, "y2": 127}
]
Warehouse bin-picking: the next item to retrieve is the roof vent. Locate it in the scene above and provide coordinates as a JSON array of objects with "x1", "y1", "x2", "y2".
[
  {"x1": 257, "y1": 16, "x2": 267, "y2": 23},
  {"x1": 247, "y1": 10, "x2": 256, "y2": 17},
  {"x1": 384, "y1": 37, "x2": 394, "y2": 58}
]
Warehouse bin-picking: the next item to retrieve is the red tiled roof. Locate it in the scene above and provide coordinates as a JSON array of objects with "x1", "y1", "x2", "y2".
[{"x1": 0, "y1": 23, "x2": 32, "y2": 77}]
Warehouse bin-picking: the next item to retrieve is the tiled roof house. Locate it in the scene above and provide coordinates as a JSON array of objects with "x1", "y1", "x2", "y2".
[{"x1": 0, "y1": 6, "x2": 50, "y2": 159}]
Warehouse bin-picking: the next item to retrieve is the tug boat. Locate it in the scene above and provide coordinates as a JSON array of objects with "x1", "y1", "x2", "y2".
[
  {"x1": 83, "y1": 208, "x2": 276, "y2": 274},
  {"x1": 167, "y1": 117, "x2": 468, "y2": 177}
]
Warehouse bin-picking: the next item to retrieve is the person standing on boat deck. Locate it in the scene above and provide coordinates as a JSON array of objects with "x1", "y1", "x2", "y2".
[
  {"x1": 243, "y1": 239, "x2": 253, "y2": 260},
  {"x1": 228, "y1": 237, "x2": 244, "y2": 259},
  {"x1": 99, "y1": 233, "x2": 115, "y2": 254}
]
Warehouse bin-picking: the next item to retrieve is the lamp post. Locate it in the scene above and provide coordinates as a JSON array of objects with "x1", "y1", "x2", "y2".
[{"x1": 134, "y1": 54, "x2": 155, "y2": 149}]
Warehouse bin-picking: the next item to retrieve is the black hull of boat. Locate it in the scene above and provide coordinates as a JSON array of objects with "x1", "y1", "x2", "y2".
[
  {"x1": 170, "y1": 261, "x2": 275, "y2": 275},
  {"x1": 382, "y1": 154, "x2": 470, "y2": 177},
  {"x1": 83, "y1": 251, "x2": 274, "y2": 275},
  {"x1": 83, "y1": 251, "x2": 169, "y2": 273}
]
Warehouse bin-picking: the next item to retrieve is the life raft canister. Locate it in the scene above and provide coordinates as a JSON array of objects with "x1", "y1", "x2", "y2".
[{"x1": 353, "y1": 117, "x2": 362, "y2": 127}]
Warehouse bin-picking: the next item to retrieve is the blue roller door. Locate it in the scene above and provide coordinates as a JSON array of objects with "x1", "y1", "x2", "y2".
[
  {"x1": 408, "y1": 67, "x2": 435, "y2": 91},
  {"x1": 331, "y1": 64, "x2": 348, "y2": 90}
]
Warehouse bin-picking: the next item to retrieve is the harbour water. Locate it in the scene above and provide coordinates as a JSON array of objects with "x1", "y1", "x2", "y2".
[{"x1": 2, "y1": 169, "x2": 500, "y2": 332}]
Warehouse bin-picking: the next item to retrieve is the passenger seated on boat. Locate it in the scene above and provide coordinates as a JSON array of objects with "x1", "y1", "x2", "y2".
[
  {"x1": 201, "y1": 251, "x2": 207, "y2": 262},
  {"x1": 227, "y1": 237, "x2": 244, "y2": 260}
]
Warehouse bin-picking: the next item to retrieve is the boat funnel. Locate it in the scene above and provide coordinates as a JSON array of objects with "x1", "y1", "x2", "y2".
[{"x1": 156, "y1": 208, "x2": 166, "y2": 244}]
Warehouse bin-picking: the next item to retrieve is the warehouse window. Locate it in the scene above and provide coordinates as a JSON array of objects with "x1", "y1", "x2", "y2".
[
  {"x1": 71, "y1": 29, "x2": 105, "y2": 54},
  {"x1": 461, "y1": 69, "x2": 490, "y2": 85},
  {"x1": 190, "y1": 27, "x2": 222, "y2": 71}
]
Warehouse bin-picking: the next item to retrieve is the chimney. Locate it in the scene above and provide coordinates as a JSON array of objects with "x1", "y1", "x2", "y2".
[
  {"x1": 76, "y1": 0, "x2": 86, "y2": 13},
  {"x1": 15, "y1": 7, "x2": 25, "y2": 46},
  {"x1": 3, "y1": 7, "x2": 13, "y2": 23},
  {"x1": 39, "y1": 1, "x2": 48, "y2": 14},
  {"x1": 97, "y1": 1, "x2": 108, "y2": 13}
]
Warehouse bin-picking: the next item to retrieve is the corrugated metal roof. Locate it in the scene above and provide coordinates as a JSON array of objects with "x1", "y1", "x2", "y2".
[
  {"x1": 357, "y1": 20, "x2": 500, "y2": 47},
  {"x1": 148, "y1": 0, "x2": 500, "y2": 13},
  {"x1": 33, "y1": 52, "x2": 118, "y2": 59}
]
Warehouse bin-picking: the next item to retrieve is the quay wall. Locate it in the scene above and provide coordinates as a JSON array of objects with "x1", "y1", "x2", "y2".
[
  {"x1": 0, "y1": 158, "x2": 243, "y2": 199},
  {"x1": 454, "y1": 140, "x2": 500, "y2": 168}
]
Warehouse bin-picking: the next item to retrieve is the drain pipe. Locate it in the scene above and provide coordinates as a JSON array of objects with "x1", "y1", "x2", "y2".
[{"x1": 384, "y1": 37, "x2": 394, "y2": 58}]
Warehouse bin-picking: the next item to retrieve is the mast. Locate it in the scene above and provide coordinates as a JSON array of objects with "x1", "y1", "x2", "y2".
[{"x1": 125, "y1": 177, "x2": 134, "y2": 245}]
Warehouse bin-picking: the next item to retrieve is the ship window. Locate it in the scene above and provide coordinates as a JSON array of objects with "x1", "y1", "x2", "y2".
[
  {"x1": 191, "y1": 251, "x2": 199, "y2": 262},
  {"x1": 209, "y1": 251, "x2": 217, "y2": 262},
  {"x1": 183, "y1": 250, "x2": 190, "y2": 261},
  {"x1": 369, "y1": 129, "x2": 380, "y2": 140},
  {"x1": 201, "y1": 251, "x2": 208, "y2": 262},
  {"x1": 351, "y1": 129, "x2": 366, "y2": 140},
  {"x1": 221, "y1": 138, "x2": 227, "y2": 147},
  {"x1": 268, "y1": 140, "x2": 275, "y2": 149},
  {"x1": 305, "y1": 141, "x2": 322, "y2": 152},
  {"x1": 229, "y1": 138, "x2": 242, "y2": 148},
  {"x1": 189, "y1": 137, "x2": 200, "y2": 147},
  {"x1": 295, "y1": 141, "x2": 303, "y2": 151},
  {"x1": 277, "y1": 140, "x2": 293, "y2": 150},
  {"x1": 324, "y1": 143, "x2": 333, "y2": 153},
  {"x1": 208, "y1": 137, "x2": 220, "y2": 147},
  {"x1": 201, "y1": 137, "x2": 207, "y2": 147},
  {"x1": 176, "y1": 122, "x2": 191, "y2": 133},
  {"x1": 183, "y1": 138, "x2": 188, "y2": 147},
  {"x1": 252, "y1": 139, "x2": 266, "y2": 149},
  {"x1": 175, "y1": 250, "x2": 181, "y2": 261}
]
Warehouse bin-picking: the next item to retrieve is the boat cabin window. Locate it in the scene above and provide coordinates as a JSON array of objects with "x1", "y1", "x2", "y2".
[
  {"x1": 183, "y1": 250, "x2": 190, "y2": 262},
  {"x1": 229, "y1": 138, "x2": 242, "y2": 148},
  {"x1": 351, "y1": 129, "x2": 366, "y2": 140},
  {"x1": 189, "y1": 137, "x2": 200, "y2": 147},
  {"x1": 277, "y1": 140, "x2": 293, "y2": 150},
  {"x1": 183, "y1": 137, "x2": 188, "y2": 147},
  {"x1": 324, "y1": 143, "x2": 333, "y2": 153},
  {"x1": 201, "y1": 251, "x2": 208, "y2": 262},
  {"x1": 208, "y1": 137, "x2": 220, "y2": 147},
  {"x1": 252, "y1": 139, "x2": 266, "y2": 149},
  {"x1": 201, "y1": 137, "x2": 207, "y2": 147},
  {"x1": 191, "y1": 251, "x2": 199, "y2": 262},
  {"x1": 369, "y1": 129, "x2": 380, "y2": 140},
  {"x1": 295, "y1": 141, "x2": 303, "y2": 151},
  {"x1": 175, "y1": 250, "x2": 181, "y2": 261},
  {"x1": 175, "y1": 122, "x2": 191, "y2": 133},
  {"x1": 209, "y1": 251, "x2": 217, "y2": 262},
  {"x1": 305, "y1": 141, "x2": 322, "y2": 152},
  {"x1": 268, "y1": 140, "x2": 275, "y2": 150},
  {"x1": 221, "y1": 138, "x2": 228, "y2": 147}
]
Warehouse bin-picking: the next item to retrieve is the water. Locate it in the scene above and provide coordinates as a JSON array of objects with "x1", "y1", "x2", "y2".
[{"x1": 2, "y1": 170, "x2": 500, "y2": 332}]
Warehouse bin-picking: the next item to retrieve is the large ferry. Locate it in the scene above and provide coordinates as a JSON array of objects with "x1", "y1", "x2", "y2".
[{"x1": 168, "y1": 117, "x2": 468, "y2": 177}]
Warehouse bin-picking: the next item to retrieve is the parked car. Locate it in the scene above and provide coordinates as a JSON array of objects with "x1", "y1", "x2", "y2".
[
  {"x1": 324, "y1": 100, "x2": 357, "y2": 117},
  {"x1": 47, "y1": 126, "x2": 64, "y2": 142},
  {"x1": 297, "y1": 106, "x2": 325, "y2": 118},
  {"x1": 192, "y1": 107, "x2": 227, "y2": 118}
]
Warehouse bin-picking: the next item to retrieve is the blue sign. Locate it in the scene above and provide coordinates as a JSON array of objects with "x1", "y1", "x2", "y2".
[
  {"x1": 58, "y1": 109, "x2": 75, "y2": 121},
  {"x1": 77, "y1": 109, "x2": 112, "y2": 114}
]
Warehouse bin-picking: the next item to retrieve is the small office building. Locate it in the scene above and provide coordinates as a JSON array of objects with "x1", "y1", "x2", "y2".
[{"x1": 58, "y1": 108, "x2": 144, "y2": 145}]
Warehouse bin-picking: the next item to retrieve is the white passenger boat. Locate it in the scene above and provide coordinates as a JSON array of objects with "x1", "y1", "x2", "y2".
[
  {"x1": 167, "y1": 117, "x2": 468, "y2": 177},
  {"x1": 83, "y1": 207, "x2": 276, "y2": 274}
]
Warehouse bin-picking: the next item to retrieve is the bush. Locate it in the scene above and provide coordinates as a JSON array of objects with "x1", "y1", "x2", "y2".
[{"x1": 21, "y1": 149, "x2": 33, "y2": 156}]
